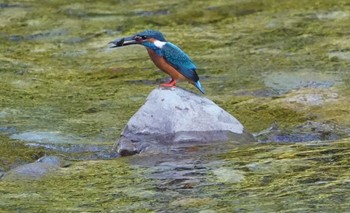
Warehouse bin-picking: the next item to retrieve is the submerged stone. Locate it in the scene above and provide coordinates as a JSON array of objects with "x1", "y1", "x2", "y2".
[
  {"x1": 255, "y1": 121, "x2": 345, "y2": 143},
  {"x1": 0, "y1": 168, "x2": 5, "y2": 178},
  {"x1": 263, "y1": 72, "x2": 340, "y2": 94},
  {"x1": 115, "y1": 87, "x2": 255, "y2": 156},
  {"x1": 36, "y1": 155, "x2": 63, "y2": 166},
  {"x1": 212, "y1": 167, "x2": 245, "y2": 183},
  {"x1": 328, "y1": 51, "x2": 350, "y2": 61},
  {"x1": 10, "y1": 131, "x2": 77, "y2": 143},
  {"x1": 1, "y1": 156, "x2": 61, "y2": 181}
]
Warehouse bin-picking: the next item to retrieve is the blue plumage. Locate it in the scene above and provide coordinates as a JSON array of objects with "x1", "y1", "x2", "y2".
[
  {"x1": 137, "y1": 30, "x2": 166, "y2": 42},
  {"x1": 110, "y1": 30, "x2": 205, "y2": 94},
  {"x1": 161, "y1": 42, "x2": 198, "y2": 82}
]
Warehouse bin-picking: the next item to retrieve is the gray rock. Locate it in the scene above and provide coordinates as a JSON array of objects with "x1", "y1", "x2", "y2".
[
  {"x1": 1, "y1": 155, "x2": 63, "y2": 181},
  {"x1": 316, "y1": 11, "x2": 349, "y2": 20},
  {"x1": 0, "y1": 168, "x2": 5, "y2": 179},
  {"x1": 115, "y1": 87, "x2": 255, "y2": 156},
  {"x1": 263, "y1": 71, "x2": 340, "y2": 94},
  {"x1": 2, "y1": 163, "x2": 59, "y2": 181},
  {"x1": 36, "y1": 155, "x2": 62, "y2": 166},
  {"x1": 328, "y1": 51, "x2": 350, "y2": 61},
  {"x1": 212, "y1": 167, "x2": 245, "y2": 183},
  {"x1": 254, "y1": 121, "x2": 347, "y2": 143}
]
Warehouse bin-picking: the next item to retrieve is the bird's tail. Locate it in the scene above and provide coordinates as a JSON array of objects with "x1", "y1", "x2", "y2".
[{"x1": 194, "y1": 81, "x2": 205, "y2": 94}]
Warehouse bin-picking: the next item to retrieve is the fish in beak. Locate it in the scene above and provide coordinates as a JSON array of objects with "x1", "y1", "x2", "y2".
[{"x1": 109, "y1": 35, "x2": 145, "y2": 48}]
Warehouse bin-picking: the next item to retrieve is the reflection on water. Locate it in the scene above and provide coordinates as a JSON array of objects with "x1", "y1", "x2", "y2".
[
  {"x1": 10, "y1": 131, "x2": 78, "y2": 144},
  {"x1": 1, "y1": 140, "x2": 350, "y2": 212}
]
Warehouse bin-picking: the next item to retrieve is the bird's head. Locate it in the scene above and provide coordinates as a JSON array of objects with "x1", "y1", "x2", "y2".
[{"x1": 109, "y1": 30, "x2": 167, "y2": 49}]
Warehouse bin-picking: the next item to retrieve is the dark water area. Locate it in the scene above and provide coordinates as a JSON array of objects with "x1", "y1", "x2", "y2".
[{"x1": 1, "y1": 0, "x2": 350, "y2": 211}]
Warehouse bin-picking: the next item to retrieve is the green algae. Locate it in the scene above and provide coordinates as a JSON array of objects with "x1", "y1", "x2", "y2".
[
  {"x1": 1, "y1": 0, "x2": 350, "y2": 211},
  {"x1": 0, "y1": 158, "x2": 155, "y2": 212},
  {"x1": 1, "y1": 0, "x2": 350, "y2": 140},
  {"x1": 0, "y1": 136, "x2": 51, "y2": 171},
  {"x1": 212, "y1": 140, "x2": 350, "y2": 212},
  {"x1": 1, "y1": 139, "x2": 350, "y2": 212},
  {"x1": 215, "y1": 96, "x2": 309, "y2": 132}
]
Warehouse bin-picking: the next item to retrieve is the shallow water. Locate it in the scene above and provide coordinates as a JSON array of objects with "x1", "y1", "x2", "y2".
[
  {"x1": 1, "y1": 0, "x2": 350, "y2": 212},
  {"x1": 1, "y1": 140, "x2": 350, "y2": 212}
]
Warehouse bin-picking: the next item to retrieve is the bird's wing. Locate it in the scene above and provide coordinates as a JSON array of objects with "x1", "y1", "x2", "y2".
[{"x1": 161, "y1": 42, "x2": 199, "y2": 82}]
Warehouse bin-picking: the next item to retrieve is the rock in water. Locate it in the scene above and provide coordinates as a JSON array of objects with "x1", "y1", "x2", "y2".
[
  {"x1": 116, "y1": 87, "x2": 255, "y2": 156},
  {"x1": 1, "y1": 156, "x2": 65, "y2": 181}
]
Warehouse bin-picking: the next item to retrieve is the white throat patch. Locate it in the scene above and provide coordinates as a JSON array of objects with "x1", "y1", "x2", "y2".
[{"x1": 154, "y1": 40, "x2": 166, "y2": 48}]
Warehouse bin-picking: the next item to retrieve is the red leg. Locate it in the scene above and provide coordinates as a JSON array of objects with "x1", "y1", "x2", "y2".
[{"x1": 160, "y1": 79, "x2": 176, "y2": 87}]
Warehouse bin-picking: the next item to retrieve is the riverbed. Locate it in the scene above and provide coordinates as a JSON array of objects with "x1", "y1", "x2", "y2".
[{"x1": 1, "y1": 0, "x2": 350, "y2": 212}]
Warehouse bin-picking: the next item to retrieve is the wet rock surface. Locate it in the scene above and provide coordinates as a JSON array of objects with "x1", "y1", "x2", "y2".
[
  {"x1": 115, "y1": 87, "x2": 255, "y2": 156},
  {"x1": 1, "y1": 155, "x2": 63, "y2": 181},
  {"x1": 26, "y1": 143, "x2": 119, "y2": 160},
  {"x1": 0, "y1": 168, "x2": 5, "y2": 179},
  {"x1": 36, "y1": 155, "x2": 64, "y2": 166},
  {"x1": 255, "y1": 121, "x2": 350, "y2": 143},
  {"x1": 263, "y1": 71, "x2": 341, "y2": 95},
  {"x1": 127, "y1": 142, "x2": 247, "y2": 192}
]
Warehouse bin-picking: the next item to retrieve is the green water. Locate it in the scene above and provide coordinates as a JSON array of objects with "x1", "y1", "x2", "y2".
[
  {"x1": 1, "y1": 140, "x2": 350, "y2": 212},
  {"x1": 1, "y1": 0, "x2": 350, "y2": 212}
]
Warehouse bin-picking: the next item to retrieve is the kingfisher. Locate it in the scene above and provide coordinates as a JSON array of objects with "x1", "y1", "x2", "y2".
[{"x1": 109, "y1": 30, "x2": 204, "y2": 94}]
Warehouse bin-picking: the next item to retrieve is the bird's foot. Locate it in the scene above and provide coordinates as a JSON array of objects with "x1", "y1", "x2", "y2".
[{"x1": 160, "y1": 79, "x2": 176, "y2": 87}]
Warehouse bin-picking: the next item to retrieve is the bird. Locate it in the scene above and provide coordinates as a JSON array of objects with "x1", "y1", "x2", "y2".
[{"x1": 109, "y1": 30, "x2": 204, "y2": 94}]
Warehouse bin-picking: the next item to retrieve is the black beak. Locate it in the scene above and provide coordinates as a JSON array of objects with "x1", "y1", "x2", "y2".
[{"x1": 109, "y1": 35, "x2": 139, "y2": 48}]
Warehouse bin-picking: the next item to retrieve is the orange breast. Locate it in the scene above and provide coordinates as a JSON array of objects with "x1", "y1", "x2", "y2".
[{"x1": 146, "y1": 48, "x2": 187, "y2": 81}]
